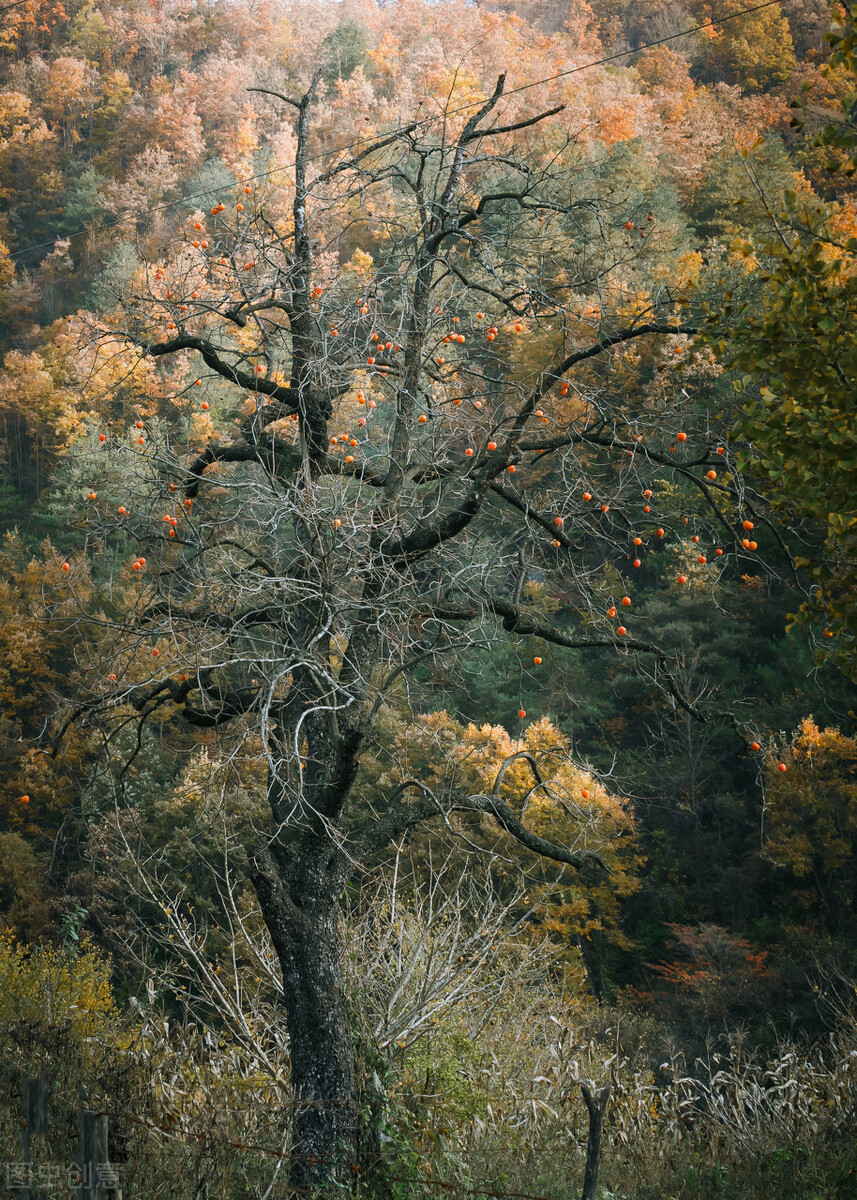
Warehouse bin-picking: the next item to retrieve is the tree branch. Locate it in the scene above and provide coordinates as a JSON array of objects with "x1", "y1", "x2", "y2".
[{"x1": 354, "y1": 781, "x2": 607, "y2": 870}]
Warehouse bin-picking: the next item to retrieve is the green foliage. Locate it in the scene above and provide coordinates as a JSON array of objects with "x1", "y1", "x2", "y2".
[
  {"x1": 709, "y1": 192, "x2": 857, "y2": 678},
  {"x1": 67, "y1": 1, "x2": 111, "y2": 61},
  {"x1": 818, "y1": 0, "x2": 857, "y2": 170},
  {"x1": 59, "y1": 165, "x2": 106, "y2": 233},
  {"x1": 704, "y1": 5, "x2": 857, "y2": 679},
  {"x1": 321, "y1": 22, "x2": 373, "y2": 85},
  {"x1": 695, "y1": 0, "x2": 797, "y2": 92},
  {"x1": 90, "y1": 241, "x2": 142, "y2": 311}
]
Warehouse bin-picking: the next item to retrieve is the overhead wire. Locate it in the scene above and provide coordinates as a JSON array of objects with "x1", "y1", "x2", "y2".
[{"x1": 7, "y1": 0, "x2": 789, "y2": 262}]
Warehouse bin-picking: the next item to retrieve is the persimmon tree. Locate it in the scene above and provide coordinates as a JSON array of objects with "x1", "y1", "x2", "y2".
[{"x1": 57, "y1": 70, "x2": 774, "y2": 1187}]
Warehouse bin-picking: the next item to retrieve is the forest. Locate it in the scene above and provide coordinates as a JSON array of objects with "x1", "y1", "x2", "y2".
[{"x1": 0, "y1": 0, "x2": 856, "y2": 1195}]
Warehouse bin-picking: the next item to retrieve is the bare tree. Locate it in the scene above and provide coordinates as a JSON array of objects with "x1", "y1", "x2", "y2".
[{"x1": 57, "y1": 69, "x2": 769, "y2": 1187}]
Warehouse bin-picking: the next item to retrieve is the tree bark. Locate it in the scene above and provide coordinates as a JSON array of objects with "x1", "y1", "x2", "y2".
[{"x1": 252, "y1": 836, "x2": 356, "y2": 1190}]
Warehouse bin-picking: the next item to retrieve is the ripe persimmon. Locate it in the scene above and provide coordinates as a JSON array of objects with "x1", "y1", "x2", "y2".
[
  {"x1": 676, "y1": 431, "x2": 687, "y2": 442},
  {"x1": 617, "y1": 625, "x2": 627, "y2": 635},
  {"x1": 518, "y1": 709, "x2": 526, "y2": 719},
  {"x1": 533, "y1": 656, "x2": 542, "y2": 665},
  {"x1": 61, "y1": 562, "x2": 70, "y2": 572}
]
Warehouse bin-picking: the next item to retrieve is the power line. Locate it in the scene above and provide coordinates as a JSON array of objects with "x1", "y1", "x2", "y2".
[{"x1": 8, "y1": 0, "x2": 788, "y2": 263}]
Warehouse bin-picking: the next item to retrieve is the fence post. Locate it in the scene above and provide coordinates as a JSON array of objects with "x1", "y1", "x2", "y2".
[
  {"x1": 580, "y1": 1082, "x2": 611, "y2": 1200},
  {"x1": 15, "y1": 1076, "x2": 49, "y2": 1200},
  {"x1": 77, "y1": 1110, "x2": 110, "y2": 1200}
]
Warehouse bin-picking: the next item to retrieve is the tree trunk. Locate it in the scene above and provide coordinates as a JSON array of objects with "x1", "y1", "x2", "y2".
[
  {"x1": 252, "y1": 837, "x2": 356, "y2": 1190},
  {"x1": 580, "y1": 1082, "x2": 610, "y2": 1200}
]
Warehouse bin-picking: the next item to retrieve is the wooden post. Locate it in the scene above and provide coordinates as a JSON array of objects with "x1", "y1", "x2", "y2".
[
  {"x1": 580, "y1": 1082, "x2": 611, "y2": 1200},
  {"x1": 77, "y1": 1110, "x2": 110, "y2": 1200},
  {"x1": 15, "y1": 1076, "x2": 48, "y2": 1200}
]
